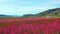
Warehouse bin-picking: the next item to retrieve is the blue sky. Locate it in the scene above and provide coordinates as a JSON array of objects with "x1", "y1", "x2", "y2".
[{"x1": 0, "y1": 0, "x2": 60, "y2": 16}]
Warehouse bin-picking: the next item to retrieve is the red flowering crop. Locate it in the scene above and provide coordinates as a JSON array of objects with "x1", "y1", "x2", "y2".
[{"x1": 0, "y1": 18, "x2": 60, "y2": 34}]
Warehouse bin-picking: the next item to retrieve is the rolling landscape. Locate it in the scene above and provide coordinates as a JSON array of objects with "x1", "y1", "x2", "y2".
[
  {"x1": 21, "y1": 8, "x2": 60, "y2": 18},
  {"x1": 0, "y1": 0, "x2": 60, "y2": 34},
  {"x1": 0, "y1": 8, "x2": 60, "y2": 18},
  {"x1": 0, "y1": 8, "x2": 59, "y2": 34}
]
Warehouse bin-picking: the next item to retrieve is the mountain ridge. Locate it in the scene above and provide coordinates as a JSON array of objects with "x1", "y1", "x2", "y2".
[
  {"x1": 21, "y1": 8, "x2": 60, "y2": 18},
  {"x1": 0, "y1": 8, "x2": 60, "y2": 18}
]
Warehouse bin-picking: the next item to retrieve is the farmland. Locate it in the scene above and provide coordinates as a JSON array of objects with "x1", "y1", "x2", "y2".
[{"x1": 0, "y1": 18, "x2": 60, "y2": 34}]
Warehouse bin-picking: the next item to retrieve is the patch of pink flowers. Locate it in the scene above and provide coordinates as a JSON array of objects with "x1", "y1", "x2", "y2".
[{"x1": 0, "y1": 18, "x2": 60, "y2": 34}]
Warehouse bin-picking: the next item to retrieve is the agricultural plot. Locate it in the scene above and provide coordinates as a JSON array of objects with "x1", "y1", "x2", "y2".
[{"x1": 0, "y1": 18, "x2": 60, "y2": 34}]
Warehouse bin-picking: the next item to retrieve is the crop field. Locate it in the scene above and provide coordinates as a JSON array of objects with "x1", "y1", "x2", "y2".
[{"x1": 0, "y1": 18, "x2": 60, "y2": 34}]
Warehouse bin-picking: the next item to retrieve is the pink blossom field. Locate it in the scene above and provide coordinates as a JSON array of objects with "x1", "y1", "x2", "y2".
[{"x1": 0, "y1": 18, "x2": 60, "y2": 34}]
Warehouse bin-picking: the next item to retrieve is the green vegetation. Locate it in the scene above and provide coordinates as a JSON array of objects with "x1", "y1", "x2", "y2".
[{"x1": 0, "y1": 23, "x2": 5, "y2": 27}]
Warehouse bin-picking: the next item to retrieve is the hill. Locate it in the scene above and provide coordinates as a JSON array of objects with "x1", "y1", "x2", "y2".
[
  {"x1": 0, "y1": 14, "x2": 14, "y2": 18},
  {"x1": 22, "y1": 8, "x2": 60, "y2": 18},
  {"x1": 35, "y1": 8, "x2": 60, "y2": 18},
  {"x1": 0, "y1": 8, "x2": 60, "y2": 18}
]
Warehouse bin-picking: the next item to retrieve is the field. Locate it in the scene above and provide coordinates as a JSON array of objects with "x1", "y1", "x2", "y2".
[{"x1": 0, "y1": 18, "x2": 60, "y2": 34}]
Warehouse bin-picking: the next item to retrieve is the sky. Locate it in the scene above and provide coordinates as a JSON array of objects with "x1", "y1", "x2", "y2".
[{"x1": 0, "y1": 0, "x2": 60, "y2": 16}]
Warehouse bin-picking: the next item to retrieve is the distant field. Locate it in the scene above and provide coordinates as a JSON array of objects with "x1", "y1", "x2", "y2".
[{"x1": 0, "y1": 18, "x2": 60, "y2": 34}]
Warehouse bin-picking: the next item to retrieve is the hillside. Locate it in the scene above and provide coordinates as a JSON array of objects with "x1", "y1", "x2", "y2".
[
  {"x1": 0, "y1": 8, "x2": 60, "y2": 18},
  {"x1": 21, "y1": 8, "x2": 60, "y2": 18},
  {"x1": 35, "y1": 8, "x2": 60, "y2": 18},
  {"x1": 0, "y1": 14, "x2": 15, "y2": 18}
]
